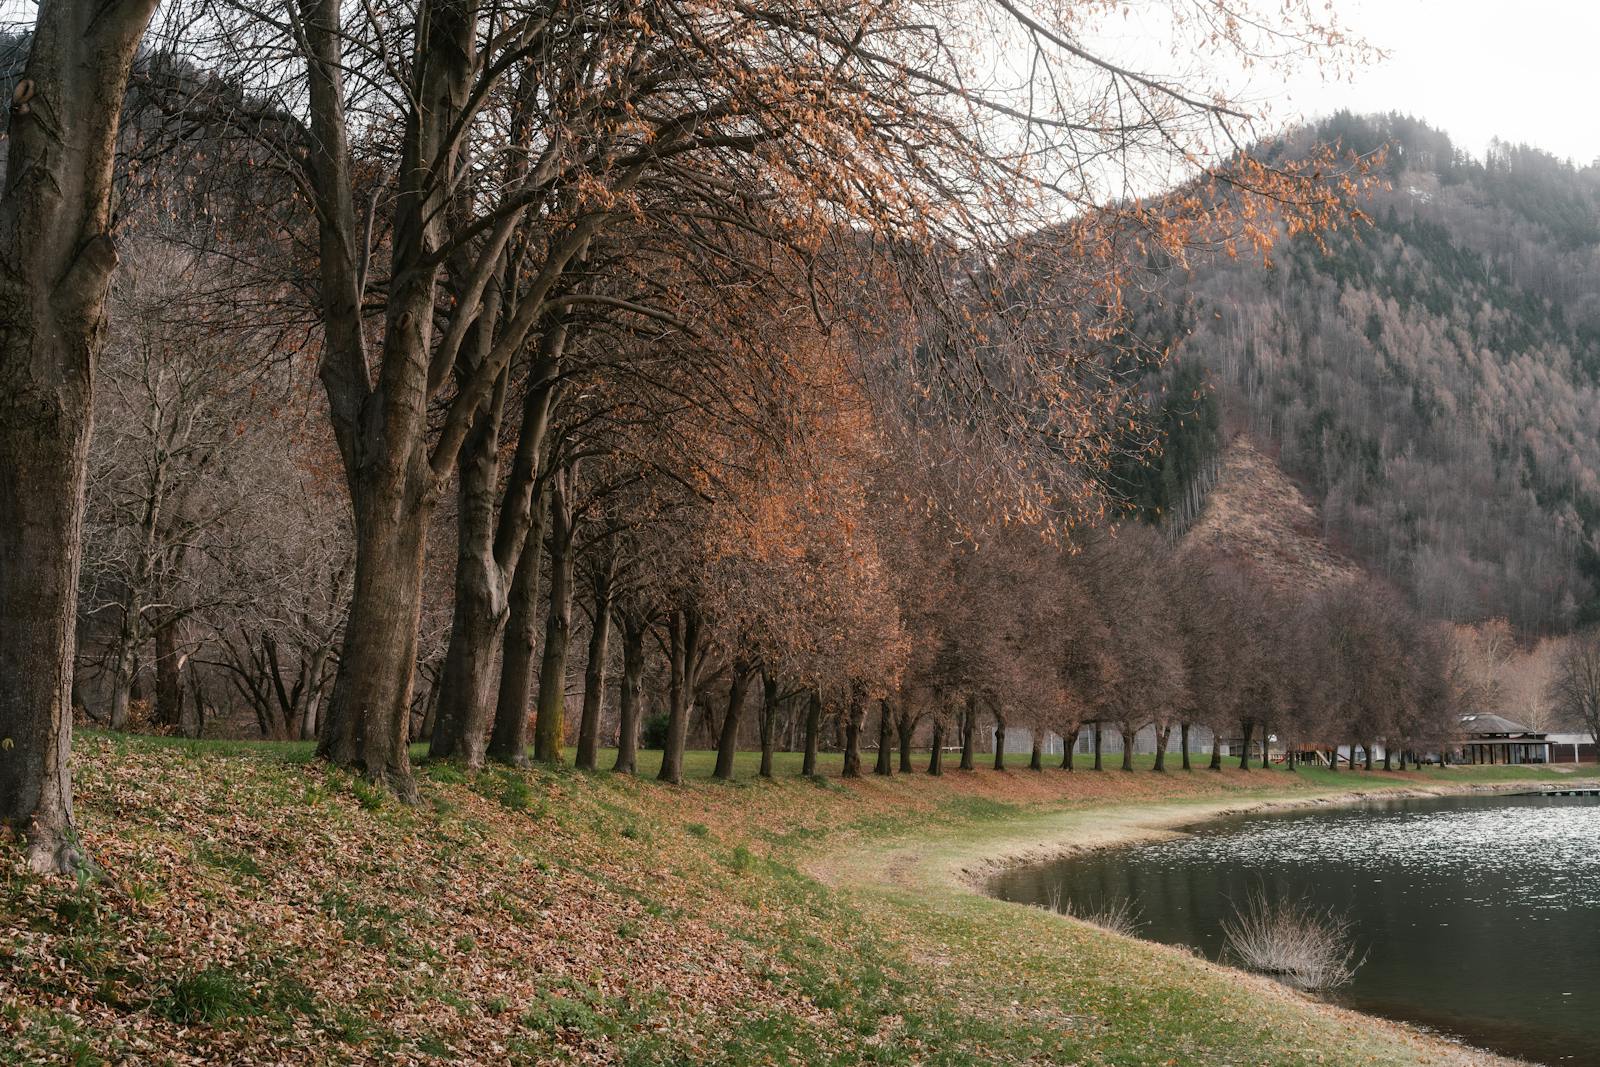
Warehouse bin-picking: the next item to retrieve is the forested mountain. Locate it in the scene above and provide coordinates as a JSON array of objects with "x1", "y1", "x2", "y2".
[{"x1": 1136, "y1": 114, "x2": 1600, "y2": 633}]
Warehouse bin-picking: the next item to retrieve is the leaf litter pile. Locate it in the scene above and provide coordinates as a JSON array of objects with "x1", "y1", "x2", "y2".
[{"x1": 2, "y1": 738, "x2": 844, "y2": 1064}]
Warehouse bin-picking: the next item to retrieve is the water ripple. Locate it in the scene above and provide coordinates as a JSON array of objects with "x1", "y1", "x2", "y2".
[{"x1": 1137, "y1": 796, "x2": 1600, "y2": 910}]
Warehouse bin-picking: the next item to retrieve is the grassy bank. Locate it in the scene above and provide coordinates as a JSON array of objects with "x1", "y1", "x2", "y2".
[{"x1": 2, "y1": 736, "x2": 1583, "y2": 1066}]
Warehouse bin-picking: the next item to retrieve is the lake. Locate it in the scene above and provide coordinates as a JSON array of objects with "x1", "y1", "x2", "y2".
[{"x1": 987, "y1": 792, "x2": 1600, "y2": 1066}]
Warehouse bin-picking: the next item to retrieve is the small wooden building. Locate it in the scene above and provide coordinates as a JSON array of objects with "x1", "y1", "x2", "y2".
[{"x1": 1456, "y1": 713, "x2": 1551, "y2": 765}]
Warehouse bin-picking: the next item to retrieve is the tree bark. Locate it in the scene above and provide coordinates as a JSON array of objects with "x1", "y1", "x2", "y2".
[
  {"x1": 575, "y1": 554, "x2": 616, "y2": 772},
  {"x1": 993, "y1": 711, "x2": 1006, "y2": 771},
  {"x1": 1260, "y1": 720, "x2": 1271, "y2": 769},
  {"x1": 841, "y1": 682, "x2": 866, "y2": 778},
  {"x1": 958, "y1": 695, "x2": 976, "y2": 771},
  {"x1": 0, "y1": 0, "x2": 159, "y2": 874},
  {"x1": 317, "y1": 494, "x2": 431, "y2": 799},
  {"x1": 897, "y1": 708, "x2": 916, "y2": 772},
  {"x1": 299, "y1": 646, "x2": 332, "y2": 742},
  {"x1": 1092, "y1": 721, "x2": 1103, "y2": 770},
  {"x1": 427, "y1": 362, "x2": 507, "y2": 765},
  {"x1": 487, "y1": 487, "x2": 546, "y2": 765},
  {"x1": 801, "y1": 689, "x2": 821, "y2": 777},
  {"x1": 154, "y1": 619, "x2": 185, "y2": 731},
  {"x1": 1154, "y1": 725, "x2": 1171, "y2": 772},
  {"x1": 714, "y1": 659, "x2": 755, "y2": 780},
  {"x1": 927, "y1": 720, "x2": 944, "y2": 776},
  {"x1": 1121, "y1": 727, "x2": 1136, "y2": 771},
  {"x1": 658, "y1": 608, "x2": 701, "y2": 784},
  {"x1": 431, "y1": 332, "x2": 559, "y2": 766},
  {"x1": 182, "y1": 671, "x2": 206, "y2": 740},
  {"x1": 533, "y1": 467, "x2": 576, "y2": 764},
  {"x1": 303, "y1": 0, "x2": 480, "y2": 801},
  {"x1": 1180, "y1": 722, "x2": 1192, "y2": 770},
  {"x1": 1061, "y1": 725, "x2": 1080, "y2": 770},
  {"x1": 1029, "y1": 730, "x2": 1043, "y2": 771},
  {"x1": 1237, "y1": 720, "x2": 1254, "y2": 771},
  {"x1": 611, "y1": 611, "x2": 646, "y2": 775},
  {"x1": 108, "y1": 634, "x2": 135, "y2": 731},
  {"x1": 874, "y1": 699, "x2": 894, "y2": 776},
  {"x1": 758, "y1": 671, "x2": 780, "y2": 778}
]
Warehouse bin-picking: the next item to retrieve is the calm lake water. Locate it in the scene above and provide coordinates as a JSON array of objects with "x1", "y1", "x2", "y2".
[{"x1": 988, "y1": 792, "x2": 1600, "y2": 1067}]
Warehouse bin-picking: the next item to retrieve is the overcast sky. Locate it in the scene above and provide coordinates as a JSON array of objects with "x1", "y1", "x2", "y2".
[{"x1": 1262, "y1": 0, "x2": 1600, "y2": 164}]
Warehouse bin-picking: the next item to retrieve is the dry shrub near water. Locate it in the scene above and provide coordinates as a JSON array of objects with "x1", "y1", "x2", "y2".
[
  {"x1": 1222, "y1": 889, "x2": 1365, "y2": 991},
  {"x1": 1042, "y1": 886, "x2": 1144, "y2": 938}
]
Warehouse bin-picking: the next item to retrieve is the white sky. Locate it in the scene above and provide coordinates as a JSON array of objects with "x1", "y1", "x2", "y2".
[{"x1": 1261, "y1": 0, "x2": 1600, "y2": 165}]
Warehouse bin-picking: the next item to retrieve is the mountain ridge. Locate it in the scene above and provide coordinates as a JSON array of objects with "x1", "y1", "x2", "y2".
[{"x1": 1139, "y1": 112, "x2": 1600, "y2": 632}]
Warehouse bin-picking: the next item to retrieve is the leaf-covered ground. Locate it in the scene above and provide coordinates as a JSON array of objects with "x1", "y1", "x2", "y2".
[{"x1": 1, "y1": 736, "x2": 1578, "y2": 1065}]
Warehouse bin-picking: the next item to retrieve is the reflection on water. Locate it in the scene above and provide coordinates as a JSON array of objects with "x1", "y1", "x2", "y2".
[{"x1": 988, "y1": 793, "x2": 1600, "y2": 1067}]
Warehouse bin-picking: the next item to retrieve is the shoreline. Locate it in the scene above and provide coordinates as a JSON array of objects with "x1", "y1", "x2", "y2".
[
  {"x1": 950, "y1": 776, "x2": 1600, "y2": 893},
  {"x1": 819, "y1": 772, "x2": 1600, "y2": 1067}
]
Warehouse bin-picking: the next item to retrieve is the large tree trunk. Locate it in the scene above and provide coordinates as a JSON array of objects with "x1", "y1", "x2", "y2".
[
  {"x1": 533, "y1": 468, "x2": 576, "y2": 764},
  {"x1": 1061, "y1": 725, "x2": 1080, "y2": 770},
  {"x1": 1209, "y1": 732, "x2": 1224, "y2": 771},
  {"x1": 927, "y1": 720, "x2": 944, "y2": 776},
  {"x1": 611, "y1": 612, "x2": 646, "y2": 775},
  {"x1": 108, "y1": 634, "x2": 136, "y2": 731},
  {"x1": 575, "y1": 555, "x2": 616, "y2": 772},
  {"x1": 958, "y1": 695, "x2": 976, "y2": 771},
  {"x1": 714, "y1": 659, "x2": 755, "y2": 780},
  {"x1": 306, "y1": 0, "x2": 507, "y2": 797},
  {"x1": 317, "y1": 489, "x2": 431, "y2": 800},
  {"x1": 1180, "y1": 722, "x2": 1192, "y2": 770},
  {"x1": 1237, "y1": 720, "x2": 1254, "y2": 771},
  {"x1": 897, "y1": 708, "x2": 916, "y2": 773},
  {"x1": 874, "y1": 698, "x2": 894, "y2": 776},
  {"x1": 428, "y1": 369, "x2": 508, "y2": 765},
  {"x1": 0, "y1": 0, "x2": 157, "y2": 874},
  {"x1": 993, "y1": 711, "x2": 1006, "y2": 771},
  {"x1": 758, "y1": 671, "x2": 780, "y2": 779},
  {"x1": 1154, "y1": 725, "x2": 1171, "y2": 772},
  {"x1": 431, "y1": 333, "x2": 558, "y2": 766},
  {"x1": 658, "y1": 609, "x2": 700, "y2": 785},
  {"x1": 154, "y1": 619, "x2": 185, "y2": 731},
  {"x1": 1029, "y1": 729, "x2": 1043, "y2": 771},
  {"x1": 1121, "y1": 727, "x2": 1136, "y2": 771},
  {"x1": 801, "y1": 689, "x2": 821, "y2": 777},
  {"x1": 1092, "y1": 722, "x2": 1103, "y2": 770},
  {"x1": 487, "y1": 489, "x2": 546, "y2": 765},
  {"x1": 1260, "y1": 720, "x2": 1271, "y2": 769},
  {"x1": 841, "y1": 682, "x2": 866, "y2": 778}
]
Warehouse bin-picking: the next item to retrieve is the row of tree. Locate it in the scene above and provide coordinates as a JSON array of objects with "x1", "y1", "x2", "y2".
[{"x1": 3, "y1": 0, "x2": 1376, "y2": 874}]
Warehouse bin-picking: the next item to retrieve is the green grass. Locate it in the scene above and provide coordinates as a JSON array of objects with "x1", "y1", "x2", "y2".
[
  {"x1": 153, "y1": 967, "x2": 253, "y2": 1025},
  {"x1": 86, "y1": 728, "x2": 1585, "y2": 787}
]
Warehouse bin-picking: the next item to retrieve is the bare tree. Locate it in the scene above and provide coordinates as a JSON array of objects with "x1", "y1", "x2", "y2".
[
  {"x1": 1549, "y1": 631, "x2": 1600, "y2": 748},
  {"x1": 0, "y1": 0, "x2": 160, "y2": 873}
]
